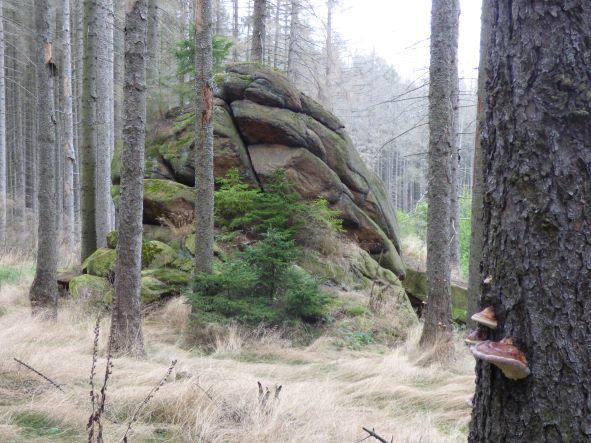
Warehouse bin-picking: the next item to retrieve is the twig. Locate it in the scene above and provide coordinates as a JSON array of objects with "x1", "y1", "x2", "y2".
[
  {"x1": 13, "y1": 357, "x2": 65, "y2": 393},
  {"x1": 87, "y1": 315, "x2": 101, "y2": 442},
  {"x1": 360, "y1": 427, "x2": 392, "y2": 443},
  {"x1": 121, "y1": 360, "x2": 177, "y2": 443}
]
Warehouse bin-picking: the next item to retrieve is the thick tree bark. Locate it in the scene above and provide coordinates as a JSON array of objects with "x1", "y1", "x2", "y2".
[
  {"x1": 62, "y1": 0, "x2": 76, "y2": 253},
  {"x1": 419, "y1": 0, "x2": 458, "y2": 356},
  {"x1": 0, "y1": 0, "x2": 6, "y2": 248},
  {"x1": 469, "y1": 2, "x2": 591, "y2": 441},
  {"x1": 29, "y1": 0, "x2": 58, "y2": 319},
  {"x1": 251, "y1": 0, "x2": 266, "y2": 63},
  {"x1": 194, "y1": 0, "x2": 214, "y2": 275},
  {"x1": 111, "y1": 0, "x2": 148, "y2": 357},
  {"x1": 80, "y1": 0, "x2": 98, "y2": 260},
  {"x1": 466, "y1": 0, "x2": 493, "y2": 328}
]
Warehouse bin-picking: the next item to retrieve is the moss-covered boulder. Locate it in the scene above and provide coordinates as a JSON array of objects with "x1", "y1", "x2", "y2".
[
  {"x1": 403, "y1": 267, "x2": 468, "y2": 323},
  {"x1": 82, "y1": 248, "x2": 116, "y2": 277},
  {"x1": 142, "y1": 179, "x2": 195, "y2": 225},
  {"x1": 106, "y1": 231, "x2": 119, "y2": 249},
  {"x1": 141, "y1": 268, "x2": 190, "y2": 288},
  {"x1": 143, "y1": 240, "x2": 178, "y2": 268},
  {"x1": 140, "y1": 276, "x2": 169, "y2": 302},
  {"x1": 69, "y1": 275, "x2": 112, "y2": 304}
]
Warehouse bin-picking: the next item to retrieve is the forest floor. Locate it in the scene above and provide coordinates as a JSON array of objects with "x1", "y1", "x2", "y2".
[{"x1": 0, "y1": 261, "x2": 475, "y2": 443}]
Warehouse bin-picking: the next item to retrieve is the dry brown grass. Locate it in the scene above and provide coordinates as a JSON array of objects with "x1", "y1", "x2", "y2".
[{"x1": 0, "y1": 272, "x2": 475, "y2": 443}]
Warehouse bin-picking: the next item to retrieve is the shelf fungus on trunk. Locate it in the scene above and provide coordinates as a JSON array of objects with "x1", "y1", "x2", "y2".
[
  {"x1": 470, "y1": 338, "x2": 530, "y2": 380},
  {"x1": 471, "y1": 306, "x2": 497, "y2": 329},
  {"x1": 464, "y1": 328, "x2": 486, "y2": 346}
]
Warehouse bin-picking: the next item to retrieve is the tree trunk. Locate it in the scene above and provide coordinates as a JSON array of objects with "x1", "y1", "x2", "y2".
[
  {"x1": 95, "y1": 0, "x2": 114, "y2": 248},
  {"x1": 62, "y1": 0, "x2": 76, "y2": 253},
  {"x1": 147, "y1": 0, "x2": 159, "y2": 90},
  {"x1": 272, "y1": 0, "x2": 281, "y2": 69},
  {"x1": 80, "y1": 0, "x2": 98, "y2": 260},
  {"x1": 466, "y1": 0, "x2": 492, "y2": 329},
  {"x1": 0, "y1": 0, "x2": 5, "y2": 248},
  {"x1": 194, "y1": 0, "x2": 214, "y2": 275},
  {"x1": 111, "y1": 0, "x2": 148, "y2": 357},
  {"x1": 419, "y1": 0, "x2": 459, "y2": 356},
  {"x1": 29, "y1": 0, "x2": 58, "y2": 319},
  {"x1": 232, "y1": 0, "x2": 239, "y2": 61},
  {"x1": 287, "y1": 0, "x2": 298, "y2": 82},
  {"x1": 469, "y1": 2, "x2": 591, "y2": 441},
  {"x1": 251, "y1": 0, "x2": 266, "y2": 63},
  {"x1": 449, "y1": 3, "x2": 460, "y2": 275}
]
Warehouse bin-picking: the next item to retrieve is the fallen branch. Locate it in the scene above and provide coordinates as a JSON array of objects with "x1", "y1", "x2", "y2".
[
  {"x1": 13, "y1": 357, "x2": 65, "y2": 393},
  {"x1": 360, "y1": 427, "x2": 392, "y2": 443}
]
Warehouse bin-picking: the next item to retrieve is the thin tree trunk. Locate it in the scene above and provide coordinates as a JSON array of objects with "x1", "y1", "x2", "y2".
[
  {"x1": 272, "y1": 0, "x2": 281, "y2": 69},
  {"x1": 0, "y1": 0, "x2": 6, "y2": 248},
  {"x1": 466, "y1": 0, "x2": 492, "y2": 328},
  {"x1": 111, "y1": 0, "x2": 148, "y2": 357},
  {"x1": 449, "y1": 2, "x2": 461, "y2": 276},
  {"x1": 97, "y1": 0, "x2": 114, "y2": 245},
  {"x1": 419, "y1": 0, "x2": 459, "y2": 358},
  {"x1": 287, "y1": 0, "x2": 298, "y2": 82},
  {"x1": 232, "y1": 0, "x2": 239, "y2": 61},
  {"x1": 62, "y1": 0, "x2": 76, "y2": 253},
  {"x1": 469, "y1": 2, "x2": 591, "y2": 440},
  {"x1": 30, "y1": 0, "x2": 58, "y2": 319},
  {"x1": 194, "y1": 0, "x2": 214, "y2": 275},
  {"x1": 324, "y1": 0, "x2": 332, "y2": 108},
  {"x1": 251, "y1": 0, "x2": 266, "y2": 63},
  {"x1": 147, "y1": 0, "x2": 159, "y2": 90}
]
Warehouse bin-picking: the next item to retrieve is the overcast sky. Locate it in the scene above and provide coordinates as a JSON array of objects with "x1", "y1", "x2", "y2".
[{"x1": 334, "y1": 0, "x2": 483, "y2": 82}]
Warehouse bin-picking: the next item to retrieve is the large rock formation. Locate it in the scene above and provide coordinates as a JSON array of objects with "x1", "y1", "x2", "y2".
[{"x1": 134, "y1": 63, "x2": 406, "y2": 279}]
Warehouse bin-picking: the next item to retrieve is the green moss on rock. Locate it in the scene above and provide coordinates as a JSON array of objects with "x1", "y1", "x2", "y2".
[
  {"x1": 69, "y1": 274, "x2": 112, "y2": 304},
  {"x1": 82, "y1": 248, "x2": 116, "y2": 277},
  {"x1": 142, "y1": 240, "x2": 178, "y2": 268},
  {"x1": 141, "y1": 276, "x2": 168, "y2": 303}
]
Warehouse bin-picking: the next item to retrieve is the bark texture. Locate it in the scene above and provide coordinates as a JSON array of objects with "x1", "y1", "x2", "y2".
[
  {"x1": 469, "y1": 2, "x2": 591, "y2": 441},
  {"x1": 29, "y1": 0, "x2": 58, "y2": 319},
  {"x1": 419, "y1": 0, "x2": 458, "y2": 353},
  {"x1": 251, "y1": 0, "x2": 266, "y2": 63},
  {"x1": 466, "y1": 0, "x2": 493, "y2": 328},
  {"x1": 62, "y1": 0, "x2": 76, "y2": 252},
  {"x1": 80, "y1": 0, "x2": 98, "y2": 260},
  {"x1": 194, "y1": 0, "x2": 215, "y2": 274},
  {"x1": 111, "y1": 0, "x2": 148, "y2": 357},
  {"x1": 0, "y1": 0, "x2": 5, "y2": 247},
  {"x1": 449, "y1": 1, "x2": 460, "y2": 275}
]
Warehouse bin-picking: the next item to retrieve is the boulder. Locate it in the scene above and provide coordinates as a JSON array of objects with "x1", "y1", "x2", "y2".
[
  {"x1": 114, "y1": 63, "x2": 405, "y2": 278},
  {"x1": 69, "y1": 275, "x2": 112, "y2": 304},
  {"x1": 82, "y1": 248, "x2": 116, "y2": 277},
  {"x1": 144, "y1": 101, "x2": 257, "y2": 187},
  {"x1": 143, "y1": 240, "x2": 178, "y2": 268},
  {"x1": 403, "y1": 267, "x2": 468, "y2": 323},
  {"x1": 142, "y1": 179, "x2": 195, "y2": 225},
  {"x1": 221, "y1": 63, "x2": 303, "y2": 112},
  {"x1": 231, "y1": 100, "x2": 326, "y2": 159}
]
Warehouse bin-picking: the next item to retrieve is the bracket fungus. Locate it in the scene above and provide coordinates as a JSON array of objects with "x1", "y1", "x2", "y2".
[
  {"x1": 471, "y1": 306, "x2": 497, "y2": 329},
  {"x1": 471, "y1": 338, "x2": 530, "y2": 380},
  {"x1": 464, "y1": 329, "x2": 486, "y2": 346}
]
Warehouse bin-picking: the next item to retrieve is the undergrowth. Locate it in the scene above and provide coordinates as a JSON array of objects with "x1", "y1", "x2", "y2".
[{"x1": 190, "y1": 171, "x2": 339, "y2": 327}]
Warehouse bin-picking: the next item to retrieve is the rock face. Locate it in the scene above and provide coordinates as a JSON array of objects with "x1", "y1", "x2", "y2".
[{"x1": 138, "y1": 63, "x2": 406, "y2": 279}]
